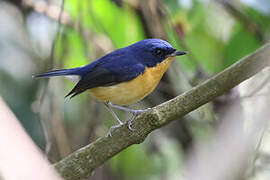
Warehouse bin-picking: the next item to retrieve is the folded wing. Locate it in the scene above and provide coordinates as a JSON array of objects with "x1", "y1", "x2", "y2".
[{"x1": 66, "y1": 63, "x2": 145, "y2": 98}]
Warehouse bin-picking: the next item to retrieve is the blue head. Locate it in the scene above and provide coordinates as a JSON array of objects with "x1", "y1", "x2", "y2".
[{"x1": 127, "y1": 39, "x2": 187, "y2": 67}]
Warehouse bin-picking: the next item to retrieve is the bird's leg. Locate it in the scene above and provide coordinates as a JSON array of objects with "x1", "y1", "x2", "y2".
[
  {"x1": 104, "y1": 102, "x2": 123, "y2": 136},
  {"x1": 108, "y1": 102, "x2": 150, "y2": 131},
  {"x1": 108, "y1": 102, "x2": 148, "y2": 115}
]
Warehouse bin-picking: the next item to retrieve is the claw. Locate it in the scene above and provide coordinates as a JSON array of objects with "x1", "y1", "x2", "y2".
[
  {"x1": 128, "y1": 116, "x2": 136, "y2": 131},
  {"x1": 128, "y1": 108, "x2": 151, "y2": 131},
  {"x1": 104, "y1": 102, "x2": 151, "y2": 135},
  {"x1": 107, "y1": 123, "x2": 123, "y2": 137}
]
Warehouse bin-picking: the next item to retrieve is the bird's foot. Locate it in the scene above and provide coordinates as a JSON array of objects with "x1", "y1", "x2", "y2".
[
  {"x1": 105, "y1": 102, "x2": 151, "y2": 135},
  {"x1": 131, "y1": 108, "x2": 151, "y2": 116},
  {"x1": 107, "y1": 123, "x2": 123, "y2": 137},
  {"x1": 127, "y1": 108, "x2": 151, "y2": 131},
  {"x1": 128, "y1": 116, "x2": 136, "y2": 131}
]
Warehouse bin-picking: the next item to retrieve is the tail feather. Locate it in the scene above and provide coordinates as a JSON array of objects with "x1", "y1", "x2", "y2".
[
  {"x1": 33, "y1": 67, "x2": 86, "y2": 99},
  {"x1": 65, "y1": 89, "x2": 82, "y2": 99},
  {"x1": 33, "y1": 68, "x2": 82, "y2": 78}
]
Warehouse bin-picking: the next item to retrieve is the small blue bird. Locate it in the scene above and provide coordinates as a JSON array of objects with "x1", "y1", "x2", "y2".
[{"x1": 34, "y1": 39, "x2": 187, "y2": 135}]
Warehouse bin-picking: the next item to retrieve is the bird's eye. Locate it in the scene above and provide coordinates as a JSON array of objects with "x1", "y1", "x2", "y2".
[{"x1": 153, "y1": 49, "x2": 163, "y2": 57}]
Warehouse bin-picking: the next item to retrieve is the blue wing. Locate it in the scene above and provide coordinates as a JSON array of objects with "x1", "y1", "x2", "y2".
[{"x1": 66, "y1": 48, "x2": 146, "y2": 98}]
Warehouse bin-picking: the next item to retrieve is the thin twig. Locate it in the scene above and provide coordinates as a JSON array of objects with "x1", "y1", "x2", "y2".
[
  {"x1": 50, "y1": 0, "x2": 65, "y2": 67},
  {"x1": 248, "y1": 122, "x2": 268, "y2": 178},
  {"x1": 38, "y1": 0, "x2": 65, "y2": 156},
  {"x1": 38, "y1": 84, "x2": 52, "y2": 156}
]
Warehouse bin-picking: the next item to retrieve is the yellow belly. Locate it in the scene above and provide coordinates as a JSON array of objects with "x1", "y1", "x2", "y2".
[{"x1": 89, "y1": 57, "x2": 174, "y2": 105}]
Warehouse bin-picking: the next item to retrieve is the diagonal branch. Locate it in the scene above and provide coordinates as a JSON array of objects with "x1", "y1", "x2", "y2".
[{"x1": 54, "y1": 43, "x2": 270, "y2": 180}]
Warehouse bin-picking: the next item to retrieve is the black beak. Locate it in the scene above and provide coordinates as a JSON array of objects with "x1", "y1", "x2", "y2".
[{"x1": 170, "y1": 51, "x2": 188, "y2": 57}]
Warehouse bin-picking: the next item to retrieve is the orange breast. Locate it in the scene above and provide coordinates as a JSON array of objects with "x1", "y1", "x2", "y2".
[{"x1": 89, "y1": 57, "x2": 174, "y2": 105}]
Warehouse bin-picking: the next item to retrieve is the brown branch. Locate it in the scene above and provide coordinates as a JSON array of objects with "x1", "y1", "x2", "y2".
[
  {"x1": 22, "y1": 0, "x2": 71, "y2": 25},
  {"x1": 54, "y1": 43, "x2": 270, "y2": 180}
]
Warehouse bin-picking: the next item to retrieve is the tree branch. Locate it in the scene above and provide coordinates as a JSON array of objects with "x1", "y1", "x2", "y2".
[{"x1": 54, "y1": 43, "x2": 270, "y2": 180}]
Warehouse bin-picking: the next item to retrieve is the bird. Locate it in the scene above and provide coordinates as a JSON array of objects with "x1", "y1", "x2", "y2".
[{"x1": 33, "y1": 39, "x2": 187, "y2": 136}]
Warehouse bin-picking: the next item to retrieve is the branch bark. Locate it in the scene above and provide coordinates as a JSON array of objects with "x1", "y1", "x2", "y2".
[{"x1": 54, "y1": 43, "x2": 270, "y2": 180}]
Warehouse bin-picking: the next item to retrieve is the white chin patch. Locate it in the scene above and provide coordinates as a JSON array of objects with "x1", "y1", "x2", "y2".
[{"x1": 64, "y1": 75, "x2": 81, "y2": 84}]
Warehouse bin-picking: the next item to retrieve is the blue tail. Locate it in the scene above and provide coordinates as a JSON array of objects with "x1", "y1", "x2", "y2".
[{"x1": 33, "y1": 67, "x2": 82, "y2": 78}]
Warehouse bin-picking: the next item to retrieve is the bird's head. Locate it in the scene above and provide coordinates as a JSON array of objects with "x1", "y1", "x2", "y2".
[{"x1": 129, "y1": 39, "x2": 187, "y2": 67}]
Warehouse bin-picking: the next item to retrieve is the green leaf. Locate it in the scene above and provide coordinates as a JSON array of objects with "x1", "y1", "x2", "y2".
[{"x1": 225, "y1": 23, "x2": 261, "y2": 68}]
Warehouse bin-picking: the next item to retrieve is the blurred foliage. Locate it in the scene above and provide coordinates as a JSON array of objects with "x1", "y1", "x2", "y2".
[{"x1": 0, "y1": 0, "x2": 270, "y2": 179}]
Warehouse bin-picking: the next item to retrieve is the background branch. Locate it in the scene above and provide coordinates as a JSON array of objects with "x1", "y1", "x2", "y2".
[
  {"x1": 54, "y1": 43, "x2": 270, "y2": 180},
  {"x1": 36, "y1": 0, "x2": 65, "y2": 157},
  {"x1": 0, "y1": 97, "x2": 61, "y2": 180}
]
